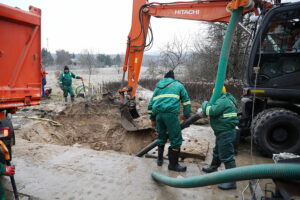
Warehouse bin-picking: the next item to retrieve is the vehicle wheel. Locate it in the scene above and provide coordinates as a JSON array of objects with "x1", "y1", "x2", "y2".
[
  {"x1": 253, "y1": 108, "x2": 300, "y2": 157},
  {"x1": 250, "y1": 108, "x2": 278, "y2": 134}
]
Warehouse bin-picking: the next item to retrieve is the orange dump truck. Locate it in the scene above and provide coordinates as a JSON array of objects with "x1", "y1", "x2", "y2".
[{"x1": 0, "y1": 4, "x2": 42, "y2": 198}]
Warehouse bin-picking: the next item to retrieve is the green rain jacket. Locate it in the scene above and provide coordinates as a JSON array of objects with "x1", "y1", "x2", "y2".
[
  {"x1": 203, "y1": 93, "x2": 239, "y2": 134},
  {"x1": 59, "y1": 71, "x2": 81, "y2": 88},
  {"x1": 148, "y1": 78, "x2": 191, "y2": 120}
]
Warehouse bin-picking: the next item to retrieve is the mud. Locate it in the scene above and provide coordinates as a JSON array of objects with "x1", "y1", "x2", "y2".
[
  {"x1": 18, "y1": 100, "x2": 156, "y2": 154},
  {"x1": 5, "y1": 70, "x2": 275, "y2": 199}
]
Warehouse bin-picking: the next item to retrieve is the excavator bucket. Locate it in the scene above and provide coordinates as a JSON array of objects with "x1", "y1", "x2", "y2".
[
  {"x1": 120, "y1": 97, "x2": 149, "y2": 131},
  {"x1": 120, "y1": 104, "x2": 140, "y2": 131}
]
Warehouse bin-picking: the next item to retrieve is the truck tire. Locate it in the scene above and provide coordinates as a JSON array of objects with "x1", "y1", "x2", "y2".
[
  {"x1": 253, "y1": 109, "x2": 300, "y2": 157},
  {"x1": 250, "y1": 108, "x2": 278, "y2": 134}
]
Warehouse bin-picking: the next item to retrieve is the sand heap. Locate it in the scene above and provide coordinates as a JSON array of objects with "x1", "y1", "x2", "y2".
[{"x1": 19, "y1": 100, "x2": 156, "y2": 155}]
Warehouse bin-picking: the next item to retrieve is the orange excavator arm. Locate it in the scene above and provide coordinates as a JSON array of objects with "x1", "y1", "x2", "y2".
[
  {"x1": 119, "y1": 0, "x2": 271, "y2": 131},
  {"x1": 120, "y1": 0, "x2": 258, "y2": 100}
]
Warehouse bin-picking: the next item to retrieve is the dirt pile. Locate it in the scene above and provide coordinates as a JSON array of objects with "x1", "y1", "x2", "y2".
[{"x1": 19, "y1": 100, "x2": 156, "y2": 154}]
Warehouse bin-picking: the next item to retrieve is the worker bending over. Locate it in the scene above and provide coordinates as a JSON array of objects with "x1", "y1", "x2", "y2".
[
  {"x1": 148, "y1": 70, "x2": 191, "y2": 172},
  {"x1": 59, "y1": 66, "x2": 83, "y2": 103},
  {"x1": 201, "y1": 86, "x2": 239, "y2": 190}
]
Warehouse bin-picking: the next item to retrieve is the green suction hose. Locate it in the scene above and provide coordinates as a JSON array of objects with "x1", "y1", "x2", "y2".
[
  {"x1": 209, "y1": 8, "x2": 243, "y2": 104},
  {"x1": 150, "y1": 3, "x2": 297, "y2": 190},
  {"x1": 152, "y1": 164, "x2": 300, "y2": 188}
]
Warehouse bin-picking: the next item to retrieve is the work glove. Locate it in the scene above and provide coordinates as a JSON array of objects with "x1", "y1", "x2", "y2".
[
  {"x1": 181, "y1": 116, "x2": 189, "y2": 121},
  {"x1": 151, "y1": 120, "x2": 156, "y2": 128},
  {"x1": 197, "y1": 108, "x2": 203, "y2": 115},
  {"x1": 201, "y1": 101, "x2": 209, "y2": 115},
  {"x1": 4, "y1": 165, "x2": 15, "y2": 176},
  {"x1": 80, "y1": 77, "x2": 84, "y2": 81}
]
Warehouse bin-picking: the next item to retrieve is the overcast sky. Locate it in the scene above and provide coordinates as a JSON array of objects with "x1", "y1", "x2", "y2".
[
  {"x1": 1, "y1": 0, "x2": 203, "y2": 54},
  {"x1": 2, "y1": 0, "x2": 299, "y2": 54}
]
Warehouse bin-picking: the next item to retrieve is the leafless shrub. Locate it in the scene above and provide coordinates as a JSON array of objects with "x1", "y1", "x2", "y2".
[
  {"x1": 79, "y1": 49, "x2": 97, "y2": 86},
  {"x1": 101, "y1": 81, "x2": 121, "y2": 94}
]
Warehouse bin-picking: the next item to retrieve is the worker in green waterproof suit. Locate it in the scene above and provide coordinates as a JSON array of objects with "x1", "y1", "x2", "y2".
[
  {"x1": 59, "y1": 66, "x2": 83, "y2": 103},
  {"x1": 201, "y1": 86, "x2": 239, "y2": 190},
  {"x1": 0, "y1": 162, "x2": 15, "y2": 200},
  {"x1": 148, "y1": 70, "x2": 191, "y2": 172}
]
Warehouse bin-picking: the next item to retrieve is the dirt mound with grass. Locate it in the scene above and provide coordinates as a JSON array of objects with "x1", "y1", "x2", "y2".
[{"x1": 19, "y1": 101, "x2": 156, "y2": 154}]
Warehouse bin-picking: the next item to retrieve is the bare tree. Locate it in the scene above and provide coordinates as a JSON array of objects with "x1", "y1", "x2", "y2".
[
  {"x1": 42, "y1": 48, "x2": 54, "y2": 67},
  {"x1": 227, "y1": 14, "x2": 252, "y2": 81},
  {"x1": 159, "y1": 35, "x2": 189, "y2": 71},
  {"x1": 113, "y1": 54, "x2": 123, "y2": 74},
  {"x1": 185, "y1": 22, "x2": 221, "y2": 81},
  {"x1": 187, "y1": 17, "x2": 252, "y2": 82},
  {"x1": 79, "y1": 49, "x2": 96, "y2": 86},
  {"x1": 146, "y1": 57, "x2": 161, "y2": 79},
  {"x1": 56, "y1": 49, "x2": 71, "y2": 67}
]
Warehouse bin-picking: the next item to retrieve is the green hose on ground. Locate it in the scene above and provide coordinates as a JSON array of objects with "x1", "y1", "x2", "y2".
[
  {"x1": 209, "y1": 8, "x2": 243, "y2": 104},
  {"x1": 151, "y1": 164, "x2": 300, "y2": 188}
]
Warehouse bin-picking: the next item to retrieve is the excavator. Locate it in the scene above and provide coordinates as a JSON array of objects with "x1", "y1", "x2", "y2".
[
  {"x1": 120, "y1": 0, "x2": 300, "y2": 198},
  {"x1": 119, "y1": 0, "x2": 300, "y2": 158}
]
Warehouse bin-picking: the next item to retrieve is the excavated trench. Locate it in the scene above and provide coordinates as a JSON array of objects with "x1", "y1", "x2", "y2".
[{"x1": 18, "y1": 100, "x2": 156, "y2": 155}]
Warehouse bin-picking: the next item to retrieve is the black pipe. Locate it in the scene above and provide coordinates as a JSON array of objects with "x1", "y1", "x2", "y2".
[
  {"x1": 180, "y1": 112, "x2": 203, "y2": 129},
  {"x1": 7, "y1": 161, "x2": 19, "y2": 200},
  {"x1": 136, "y1": 112, "x2": 203, "y2": 157},
  {"x1": 136, "y1": 140, "x2": 158, "y2": 157}
]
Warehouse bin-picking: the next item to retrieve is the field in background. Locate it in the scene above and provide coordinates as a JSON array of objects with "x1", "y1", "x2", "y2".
[
  {"x1": 45, "y1": 66, "x2": 243, "y2": 102},
  {"x1": 103, "y1": 78, "x2": 244, "y2": 102}
]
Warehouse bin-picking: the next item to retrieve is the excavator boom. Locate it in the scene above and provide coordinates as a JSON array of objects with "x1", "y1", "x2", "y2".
[{"x1": 120, "y1": 0, "x2": 258, "y2": 131}]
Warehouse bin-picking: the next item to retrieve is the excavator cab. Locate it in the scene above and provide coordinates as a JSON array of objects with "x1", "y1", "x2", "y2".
[
  {"x1": 247, "y1": 4, "x2": 300, "y2": 91},
  {"x1": 239, "y1": 2, "x2": 300, "y2": 156}
]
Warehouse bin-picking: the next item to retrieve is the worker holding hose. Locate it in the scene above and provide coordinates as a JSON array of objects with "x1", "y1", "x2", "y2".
[
  {"x1": 201, "y1": 86, "x2": 239, "y2": 190},
  {"x1": 148, "y1": 70, "x2": 191, "y2": 172},
  {"x1": 59, "y1": 66, "x2": 83, "y2": 103}
]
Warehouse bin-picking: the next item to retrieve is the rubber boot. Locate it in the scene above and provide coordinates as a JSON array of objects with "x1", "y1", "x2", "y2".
[
  {"x1": 168, "y1": 148, "x2": 187, "y2": 172},
  {"x1": 218, "y1": 161, "x2": 237, "y2": 190},
  {"x1": 202, "y1": 157, "x2": 221, "y2": 173},
  {"x1": 157, "y1": 145, "x2": 164, "y2": 166},
  {"x1": 71, "y1": 96, "x2": 75, "y2": 104},
  {"x1": 64, "y1": 97, "x2": 68, "y2": 104}
]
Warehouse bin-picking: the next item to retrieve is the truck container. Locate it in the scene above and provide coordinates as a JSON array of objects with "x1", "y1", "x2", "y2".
[{"x1": 0, "y1": 4, "x2": 42, "y2": 111}]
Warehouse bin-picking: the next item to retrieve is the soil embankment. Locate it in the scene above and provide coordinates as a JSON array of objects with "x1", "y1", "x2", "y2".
[{"x1": 18, "y1": 101, "x2": 156, "y2": 154}]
